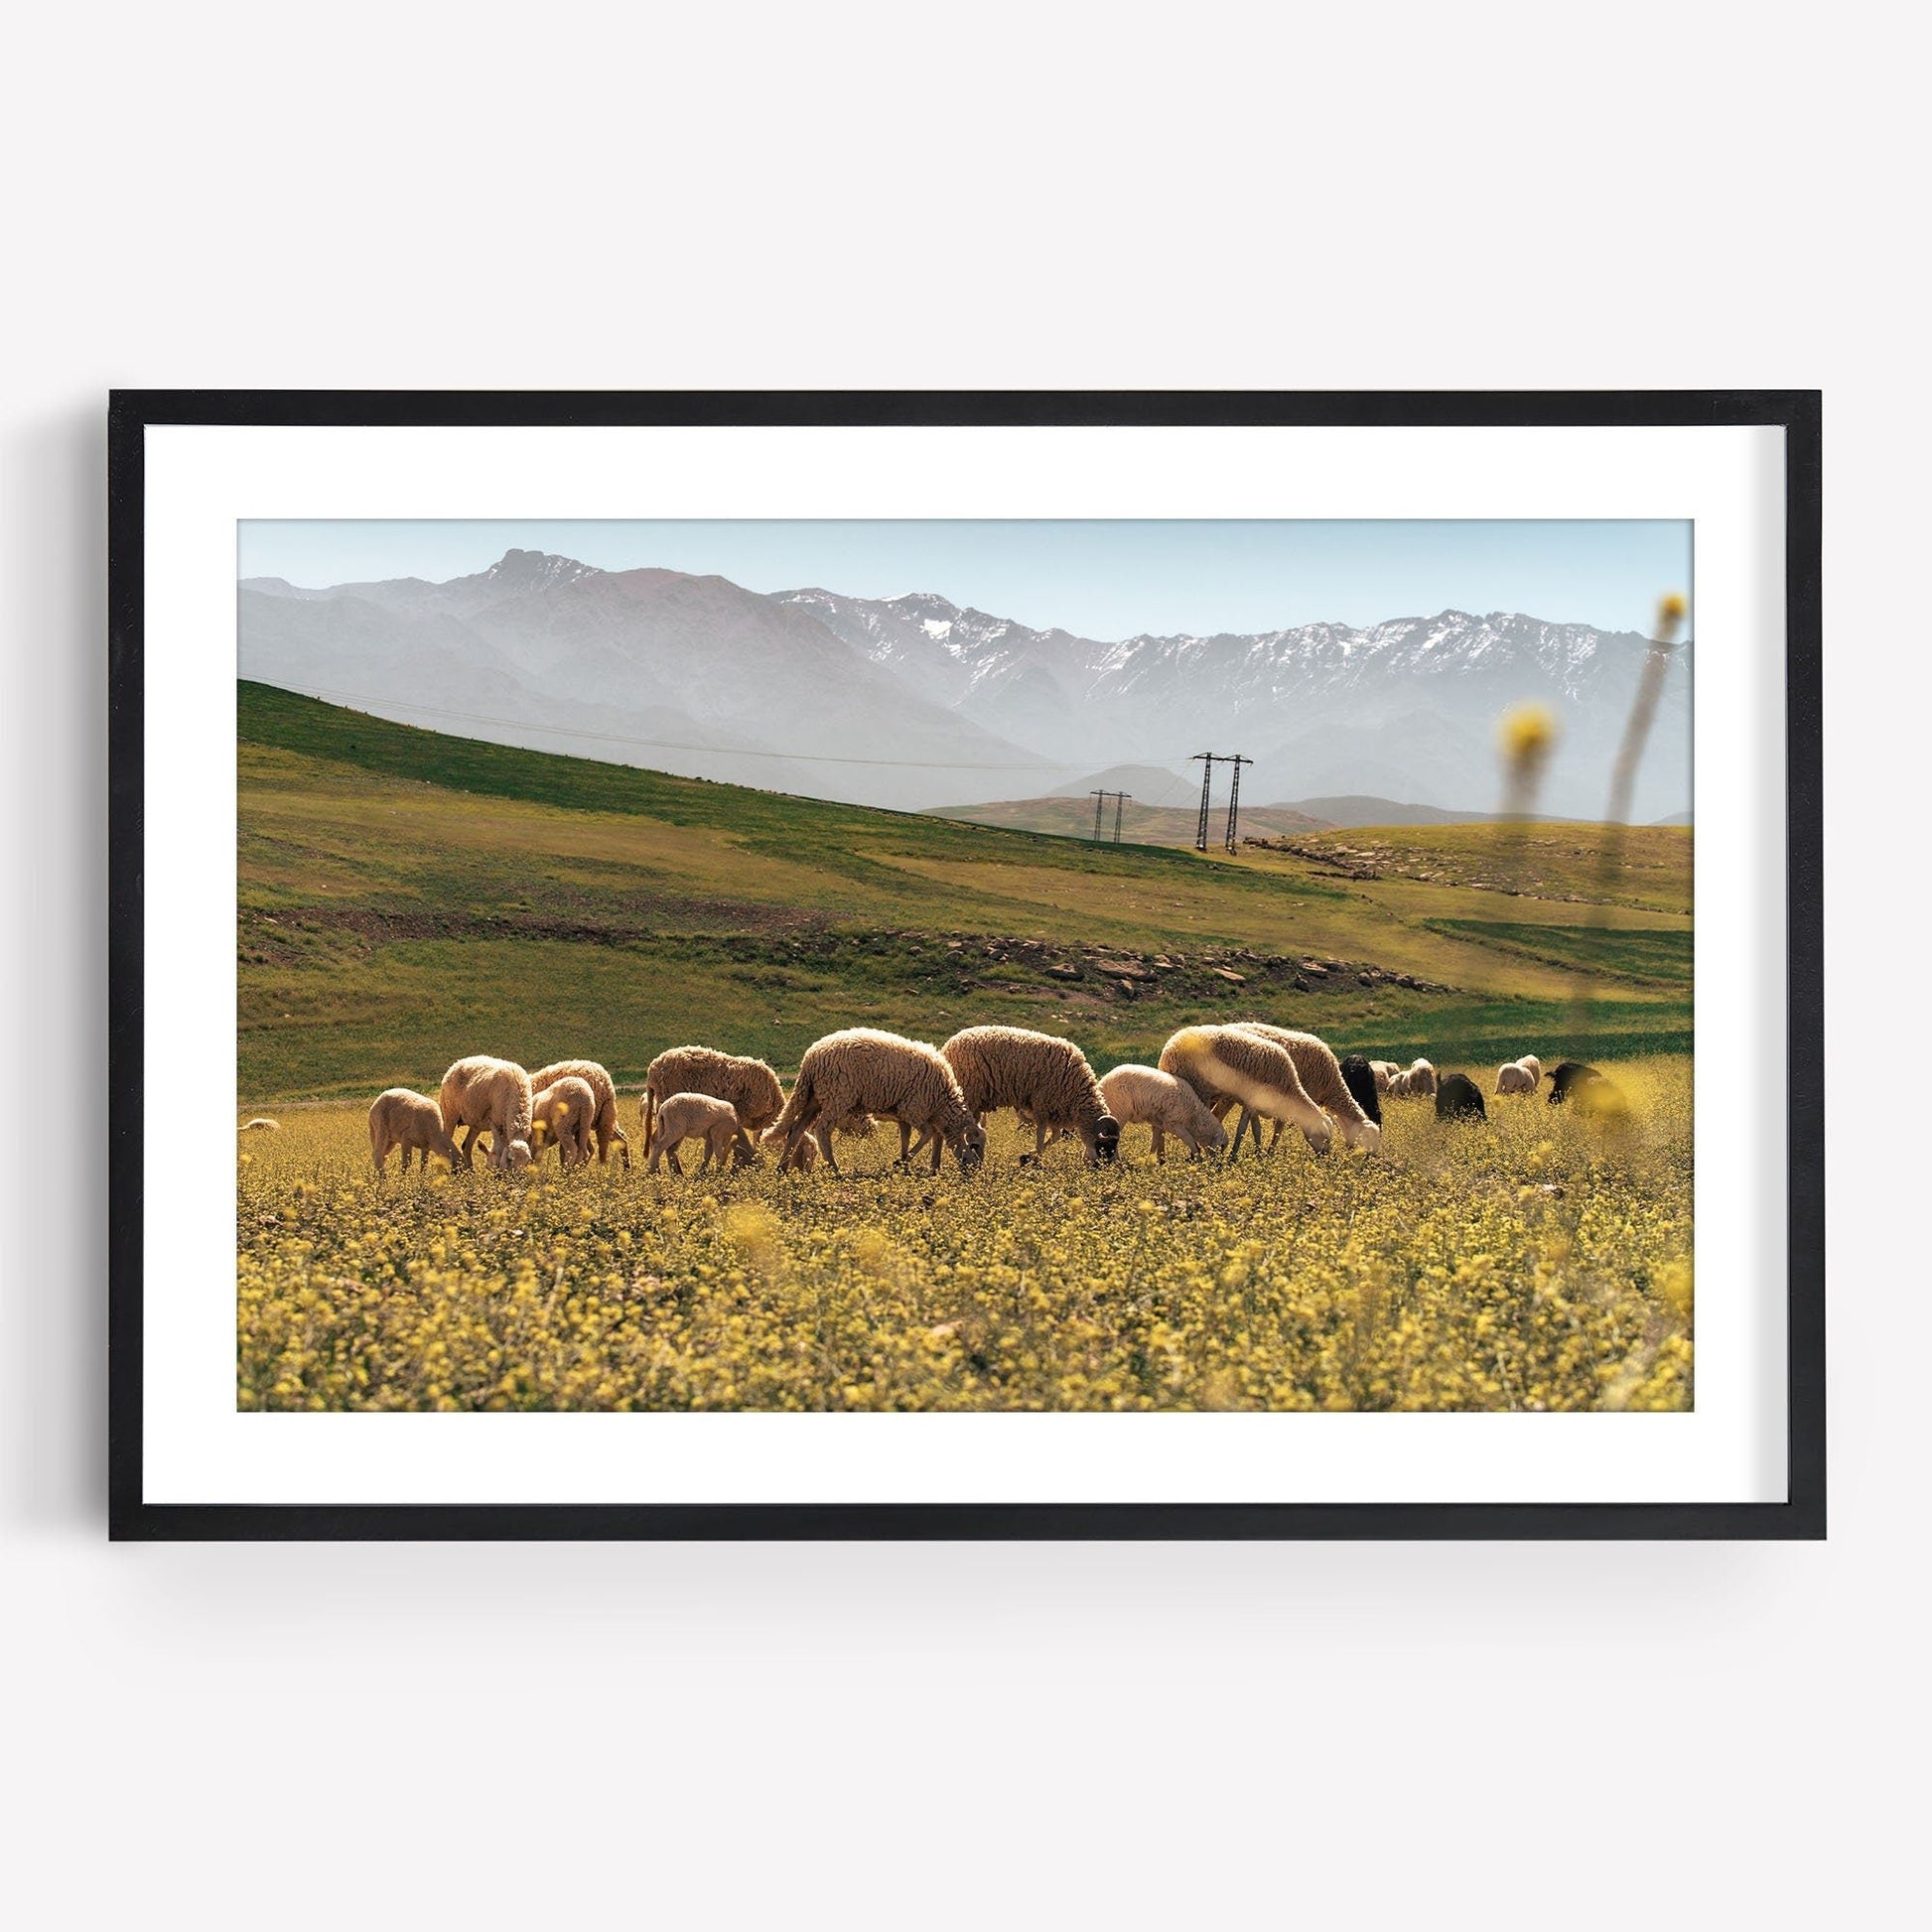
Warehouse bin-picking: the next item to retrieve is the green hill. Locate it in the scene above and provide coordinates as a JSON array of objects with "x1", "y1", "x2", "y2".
[{"x1": 237, "y1": 682, "x2": 1693, "y2": 1100}]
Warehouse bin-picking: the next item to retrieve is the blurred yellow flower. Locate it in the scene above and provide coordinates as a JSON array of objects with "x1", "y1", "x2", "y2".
[{"x1": 1497, "y1": 702, "x2": 1560, "y2": 764}]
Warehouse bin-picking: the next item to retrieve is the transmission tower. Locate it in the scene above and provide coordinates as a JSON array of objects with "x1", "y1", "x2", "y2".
[
  {"x1": 1090, "y1": 788, "x2": 1131, "y2": 843},
  {"x1": 1190, "y1": 754, "x2": 1252, "y2": 852}
]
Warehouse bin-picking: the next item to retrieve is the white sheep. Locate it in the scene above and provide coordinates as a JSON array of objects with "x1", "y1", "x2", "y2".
[
  {"x1": 1228, "y1": 1022, "x2": 1381, "y2": 1153},
  {"x1": 437, "y1": 1055, "x2": 534, "y2": 1173},
  {"x1": 1096, "y1": 1063, "x2": 1229, "y2": 1161},
  {"x1": 1158, "y1": 1025, "x2": 1333, "y2": 1159},
  {"x1": 530, "y1": 1074, "x2": 598, "y2": 1168},
  {"x1": 937, "y1": 1025, "x2": 1120, "y2": 1165},
  {"x1": 647, "y1": 1091, "x2": 758, "y2": 1174},
  {"x1": 765, "y1": 1028, "x2": 986, "y2": 1174},
  {"x1": 237, "y1": 1116, "x2": 281, "y2": 1133},
  {"x1": 528, "y1": 1059, "x2": 629, "y2": 1169},
  {"x1": 1494, "y1": 1057, "x2": 1539, "y2": 1096},
  {"x1": 1369, "y1": 1060, "x2": 1401, "y2": 1094},
  {"x1": 641, "y1": 1046, "x2": 784, "y2": 1160},
  {"x1": 1387, "y1": 1057, "x2": 1437, "y2": 1098},
  {"x1": 367, "y1": 1089, "x2": 458, "y2": 1174}
]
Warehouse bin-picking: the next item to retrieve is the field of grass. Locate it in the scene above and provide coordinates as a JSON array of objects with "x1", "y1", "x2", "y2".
[
  {"x1": 238, "y1": 1060, "x2": 1692, "y2": 1413},
  {"x1": 236, "y1": 683, "x2": 1694, "y2": 1416},
  {"x1": 238, "y1": 683, "x2": 1694, "y2": 1099}
]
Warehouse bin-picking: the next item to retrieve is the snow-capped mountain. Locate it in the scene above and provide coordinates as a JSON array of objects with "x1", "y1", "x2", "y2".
[
  {"x1": 773, "y1": 589, "x2": 1693, "y2": 821},
  {"x1": 238, "y1": 551, "x2": 1692, "y2": 820}
]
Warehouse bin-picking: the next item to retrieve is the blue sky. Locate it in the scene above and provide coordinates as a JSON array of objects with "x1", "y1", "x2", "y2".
[{"x1": 238, "y1": 518, "x2": 1692, "y2": 640}]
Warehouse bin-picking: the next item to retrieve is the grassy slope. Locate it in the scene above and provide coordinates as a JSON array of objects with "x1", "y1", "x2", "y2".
[{"x1": 237, "y1": 683, "x2": 1694, "y2": 1099}]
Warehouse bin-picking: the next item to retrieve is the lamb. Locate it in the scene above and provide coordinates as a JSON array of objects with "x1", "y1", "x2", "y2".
[
  {"x1": 1400, "y1": 1057, "x2": 1438, "y2": 1097},
  {"x1": 1546, "y1": 1060, "x2": 1603, "y2": 1104},
  {"x1": 1369, "y1": 1060, "x2": 1402, "y2": 1094},
  {"x1": 529, "y1": 1074, "x2": 598, "y2": 1169},
  {"x1": 437, "y1": 1054, "x2": 534, "y2": 1173},
  {"x1": 764, "y1": 1028, "x2": 987, "y2": 1175},
  {"x1": 640, "y1": 1046, "x2": 784, "y2": 1162},
  {"x1": 938, "y1": 1025, "x2": 1120, "y2": 1165},
  {"x1": 1220, "y1": 1022, "x2": 1382, "y2": 1153},
  {"x1": 528, "y1": 1059, "x2": 629, "y2": 1169},
  {"x1": 1494, "y1": 1057, "x2": 1539, "y2": 1096},
  {"x1": 1158, "y1": 1025, "x2": 1333, "y2": 1160},
  {"x1": 367, "y1": 1089, "x2": 458, "y2": 1174},
  {"x1": 647, "y1": 1091, "x2": 759, "y2": 1174},
  {"x1": 237, "y1": 1117, "x2": 281, "y2": 1133},
  {"x1": 1436, "y1": 1072, "x2": 1487, "y2": 1121},
  {"x1": 1096, "y1": 1063, "x2": 1229, "y2": 1161}
]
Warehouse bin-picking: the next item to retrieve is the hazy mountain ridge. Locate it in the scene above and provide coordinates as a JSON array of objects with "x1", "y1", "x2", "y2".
[
  {"x1": 777, "y1": 587, "x2": 1691, "y2": 820},
  {"x1": 240, "y1": 549, "x2": 1691, "y2": 819}
]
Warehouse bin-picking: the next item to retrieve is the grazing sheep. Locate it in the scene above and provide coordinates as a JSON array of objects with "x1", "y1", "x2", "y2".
[
  {"x1": 367, "y1": 1089, "x2": 458, "y2": 1174},
  {"x1": 1436, "y1": 1072, "x2": 1487, "y2": 1121},
  {"x1": 1158, "y1": 1025, "x2": 1333, "y2": 1160},
  {"x1": 528, "y1": 1059, "x2": 629, "y2": 1169},
  {"x1": 1215, "y1": 1023, "x2": 1380, "y2": 1154},
  {"x1": 1546, "y1": 1060, "x2": 1603, "y2": 1104},
  {"x1": 764, "y1": 1028, "x2": 986, "y2": 1175},
  {"x1": 1338, "y1": 1053, "x2": 1383, "y2": 1129},
  {"x1": 238, "y1": 1116, "x2": 281, "y2": 1133},
  {"x1": 1516, "y1": 1054, "x2": 1543, "y2": 1085},
  {"x1": 647, "y1": 1091, "x2": 758, "y2": 1174},
  {"x1": 1401, "y1": 1057, "x2": 1438, "y2": 1097},
  {"x1": 1495, "y1": 1058, "x2": 1538, "y2": 1096},
  {"x1": 1369, "y1": 1060, "x2": 1401, "y2": 1094},
  {"x1": 1096, "y1": 1063, "x2": 1229, "y2": 1161},
  {"x1": 938, "y1": 1025, "x2": 1120, "y2": 1165},
  {"x1": 641, "y1": 1046, "x2": 784, "y2": 1161},
  {"x1": 529, "y1": 1074, "x2": 598, "y2": 1169},
  {"x1": 437, "y1": 1055, "x2": 534, "y2": 1173}
]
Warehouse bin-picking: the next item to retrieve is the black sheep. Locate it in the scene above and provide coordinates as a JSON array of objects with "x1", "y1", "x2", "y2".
[
  {"x1": 1338, "y1": 1052, "x2": 1382, "y2": 1128},
  {"x1": 1546, "y1": 1060, "x2": 1603, "y2": 1104},
  {"x1": 1436, "y1": 1072, "x2": 1486, "y2": 1121}
]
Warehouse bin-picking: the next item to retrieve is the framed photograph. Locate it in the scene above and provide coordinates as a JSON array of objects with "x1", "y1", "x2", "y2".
[{"x1": 107, "y1": 390, "x2": 1823, "y2": 1539}]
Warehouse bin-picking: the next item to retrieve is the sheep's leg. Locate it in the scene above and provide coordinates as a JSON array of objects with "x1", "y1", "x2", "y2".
[
  {"x1": 1267, "y1": 1120, "x2": 1284, "y2": 1153},
  {"x1": 613, "y1": 1124, "x2": 630, "y2": 1172},
  {"x1": 664, "y1": 1142, "x2": 684, "y2": 1175},
  {"x1": 371, "y1": 1134, "x2": 389, "y2": 1175},
  {"x1": 1034, "y1": 1119, "x2": 1048, "y2": 1159},
  {"x1": 1227, "y1": 1106, "x2": 1256, "y2": 1161},
  {"x1": 897, "y1": 1122, "x2": 914, "y2": 1165},
  {"x1": 1151, "y1": 1125, "x2": 1166, "y2": 1163}
]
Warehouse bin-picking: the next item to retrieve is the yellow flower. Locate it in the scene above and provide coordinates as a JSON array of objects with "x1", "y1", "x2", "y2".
[{"x1": 1497, "y1": 702, "x2": 1559, "y2": 764}]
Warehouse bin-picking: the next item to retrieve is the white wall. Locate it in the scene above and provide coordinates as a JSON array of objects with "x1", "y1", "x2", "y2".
[{"x1": 0, "y1": 3, "x2": 1917, "y2": 1924}]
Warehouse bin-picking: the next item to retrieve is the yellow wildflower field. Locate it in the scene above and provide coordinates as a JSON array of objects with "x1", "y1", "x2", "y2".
[{"x1": 237, "y1": 1056, "x2": 1692, "y2": 1414}]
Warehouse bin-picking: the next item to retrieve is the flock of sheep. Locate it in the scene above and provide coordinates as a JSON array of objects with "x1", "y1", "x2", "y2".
[{"x1": 342, "y1": 1026, "x2": 1607, "y2": 1180}]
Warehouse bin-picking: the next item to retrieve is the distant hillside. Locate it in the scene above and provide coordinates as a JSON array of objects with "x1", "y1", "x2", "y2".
[
  {"x1": 1269, "y1": 794, "x2": 1564, "y2": 829},
  {"x1": 925, "y1": 793, "x2": 1333, "y2": 846}
]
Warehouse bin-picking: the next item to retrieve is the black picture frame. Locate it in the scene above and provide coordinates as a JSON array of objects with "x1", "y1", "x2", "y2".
[{"x1": 107, "y1": 389, "x2": 1824, "y2": 1541}]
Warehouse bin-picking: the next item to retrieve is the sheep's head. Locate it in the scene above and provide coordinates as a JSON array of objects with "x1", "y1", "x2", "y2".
[
  {"x1": 729, "y1": 1136, "x2": 759, "y2": 1169},
  {"x1": 504, "y1": 1138, "x2": 533, "y2": 1173},
  {"x1": 1199, "y1": 1113, "x2": 1230, "y2": 1156},
  {"x1": 953, "y1": 1121, "x2": 988, "y2": 1172},
  {"x1": 1354, "y1": 1120, "x2": 1383, "y2": 1155},
  {"x1": 1091, "y1": 1115, "x2": 1121, "y2": 1165}
]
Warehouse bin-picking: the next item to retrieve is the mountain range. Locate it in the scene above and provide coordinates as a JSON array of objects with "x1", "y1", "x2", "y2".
[{"x1": 238, "y1": 548, "x2": 1692, "y2": 820}]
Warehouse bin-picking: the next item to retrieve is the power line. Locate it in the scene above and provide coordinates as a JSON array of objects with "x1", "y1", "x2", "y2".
[{"x1": 271, "y1": 682, "x2": 1217, "y2": 777}]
